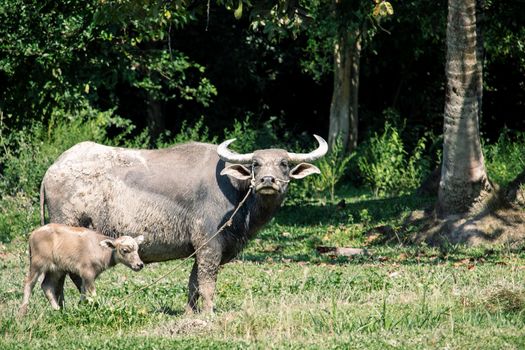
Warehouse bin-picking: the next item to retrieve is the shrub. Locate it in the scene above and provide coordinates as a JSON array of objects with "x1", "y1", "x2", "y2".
[
  {"x1": 0, "y1": 107, "x2": 136, "y2": 242},
  {"x1": 0, "y1": 107, "x2": 132, "y2": 198},
  {"x1": 223, "y1": 114, "x2": 288, "y2": 151},
  {"x1": 307, "y1": 137, "x2": 353, "y2": 202},
  {"x1": 0, "y1": 192, "x2": 38, "y2": 242},
  {"x1": 223, "y1": 116, "x2": 259, "y2": 153},
  {"x1": 357, "y1": 122, "x2": 431, "y2": 197},
  {"x1": 155, "y1": 116, "x2": 218, "y2": 148},
  {"x1": 484, "y1": 129, "x2": 525, "y2": 186}
]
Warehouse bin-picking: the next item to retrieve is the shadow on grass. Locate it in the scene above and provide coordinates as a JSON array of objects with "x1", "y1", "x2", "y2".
[
  {"x1": 277, "y1": 193, "x2": 435, "y2": 228},
  {"x1": 238, "y1": 243, "x2": 510, "y2": 268},
  {"x1": 237, "y1": 192, "x2": 440, "y2": 265},
  {"x1": 156, "y1": 305, "x2": 185, "y2": 317}
]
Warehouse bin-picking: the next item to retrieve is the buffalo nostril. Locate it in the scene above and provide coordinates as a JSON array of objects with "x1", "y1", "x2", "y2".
[{"x1": 261, "y1": 176, "x2": 275, "y2": 183}]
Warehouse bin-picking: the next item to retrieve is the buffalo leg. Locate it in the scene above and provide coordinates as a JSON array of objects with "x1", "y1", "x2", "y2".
[
  {"x1": 80, "y1": 276, "x2": 97, "y2": 303},
  {"x1": 19, "y1": 267, "x2": 43, "y2": 316},
  {"x1": 186, "y1": 261, "x2": 199, "y2": 314},
  {"x1": 41, "y1": 272, "x2": 62, "y2": 310},
  {"x1": 55, "y1": 273, "x2": 67, "y2": 308},
  {"x1": 195, "y1": 246, "x2": 221, "y2": 314},
  {"x1": 69, "y1": 273, "x2": 83, "y2": 293}
]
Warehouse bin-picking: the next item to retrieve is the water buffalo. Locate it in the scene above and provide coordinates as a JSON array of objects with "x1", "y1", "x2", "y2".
[
  {"x1": 40, "y1": 135, "x2": 327, "y2": 312},
  {"x1": 19, "y1": 223, "x2": 144, "y2": 315}
]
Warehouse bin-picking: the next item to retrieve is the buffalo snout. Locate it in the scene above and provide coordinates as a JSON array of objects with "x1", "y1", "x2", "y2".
[
  {"x1": 260, "y1": 175, "x2": 276, "y2": 184},
  {"x1": 132, "y1": 262, "x2": 145, "y2": 271}
]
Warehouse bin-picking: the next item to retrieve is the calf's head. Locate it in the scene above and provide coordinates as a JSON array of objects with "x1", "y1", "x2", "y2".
[
  {"x1": 218, "y1": 135, "x2": 328, "y2": 197},
  {"x1": 100, "y1": 235, "x2": 145, "y2": 271}
]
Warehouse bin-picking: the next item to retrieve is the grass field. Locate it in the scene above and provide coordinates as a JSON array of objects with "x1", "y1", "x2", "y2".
[{"x1": 1, "y1": 188, "x2": 525, "y2": 349}]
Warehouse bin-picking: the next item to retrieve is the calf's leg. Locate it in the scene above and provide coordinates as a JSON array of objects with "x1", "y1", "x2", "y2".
[
  {"x1": 55, "y1": 273, "x2": 67, "y2": 308},
  {"x1": 69, "y1": 273, "x2": 83, "y2": 293},
  {"x1": 41, "y1": 272, "x2": 62, "y2": 310},
  {"x1": 79, "y1": 276, "x2": 97, "y2": 303},
  {"x1": 18, "y1": 267, "x2": 42, "y2": 316}
]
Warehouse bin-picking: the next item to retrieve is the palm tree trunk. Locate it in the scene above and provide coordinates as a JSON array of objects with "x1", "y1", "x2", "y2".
[{"x1": 437, "y1": 0, "x2": 492, "y2": 217}]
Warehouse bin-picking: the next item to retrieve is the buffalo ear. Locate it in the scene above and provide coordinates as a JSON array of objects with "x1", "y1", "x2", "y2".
[
  {"x1": 134, "y1": 235, "x2": 145, "y2": 245},
  {"x1": 289, "y1": 163, "x2": 321, "y2": 179},
  {"x1": 220, "y1": 164, "x2": 252, "y2": 180},
  {"x1": 100, "y1": 239, "x2": 116, "y2": 249}
]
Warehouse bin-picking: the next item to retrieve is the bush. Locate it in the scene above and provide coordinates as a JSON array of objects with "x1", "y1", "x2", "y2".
[
  {"x1": 155, "y1": 116, "x2": 218, "y2": 148},
  {"x1": 0, "y1": 192, "x2": 38, "y2": 243},
  {"x1": 484, "y1": 129, "x2": 525, "y2": 186},
  {"x1": 0, "y1": 107, "x2": 136, "y2": 242},
  {"x1": 306, "y1": 137, "x2": 353, "y2": 202},
  {"x1": 223, "y1": 114, "x2": 290, "y2": 151},
  {"x1": 357, "y1": 122, "x2": 431, "y2": 197}
]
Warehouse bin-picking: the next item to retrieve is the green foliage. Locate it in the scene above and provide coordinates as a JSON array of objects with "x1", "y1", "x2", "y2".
[
  {"x1": 0, "y1": 108, "x2": 136, "y2": 242},
  {"x1": 484, "y1": 130, "x2": 525, "y2": 186},
  {"x1": 0, "y1": 192, "x2": 38, "y2": 243},
  {"x1": 307, "y1": 137, "x2": 353, "y2": 202},
  {"x1": 484, "y1": 1, "x2": 525, "y2": 69},
  {"x1": 222, "y1": 115, "x2": 281, "y2": 153},
  {"x1": 0, "y1": 0, "x2": 214, "y2": 129},
  {"x1": 156, "y1": 117, "x2": 218, "y2": 148},
  {"x1": 223, "y1": 116, "x2": 258, "y2": 153},
  {"x1": 249, "y1": 0, "x2": 394, "y2": 81},
  {"x1": 0, "y1": 107, "x2": 132, "y2": 198},
  {"x1": 357, "y1": 122, "x2": 431, "y2": 197}
]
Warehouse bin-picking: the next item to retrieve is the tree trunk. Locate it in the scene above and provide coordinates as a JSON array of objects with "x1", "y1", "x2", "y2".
[
  {"x1": 328, "y1": 28, "x2": 361, "y2": 154},
  {"x1": 437, "y1": 0, "x2": 493, "y2": 217},
  {"x1": 147, "y1": 96, "x2": 164, "y2": 140}
]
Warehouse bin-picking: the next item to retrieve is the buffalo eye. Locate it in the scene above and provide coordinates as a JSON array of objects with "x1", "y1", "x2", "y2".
[
  {"x1": 252, "y1": 160, "x2": 261, "y2": 168},
  {"x1": 280, "y1": 160, "x2": 289, "y2": 168},
  {"x1": 121, "y1": 248, "x2": 130, "y2": 254}
]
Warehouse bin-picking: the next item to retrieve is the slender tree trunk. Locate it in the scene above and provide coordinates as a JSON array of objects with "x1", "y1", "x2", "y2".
[
  {"x1": 328, "y1": 29, "x2": 361, "y2": 154},
  {"x1": 437, "y1": 0, "x2": 492, "y2": 217},
  {"x1": 147, "y1": 96, "x2": 164, "y2": 140}
]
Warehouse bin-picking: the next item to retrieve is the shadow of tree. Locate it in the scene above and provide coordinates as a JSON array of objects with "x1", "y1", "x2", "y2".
[
  {"x1": 276, "y1": 194, "x2": 435, "y2": 228},
  {"x1": 156, "y1": 305, "x2": 185, "y2": 316}
]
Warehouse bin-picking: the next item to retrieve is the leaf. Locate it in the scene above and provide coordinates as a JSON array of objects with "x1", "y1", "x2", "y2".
[
  {"x1": 373, "y1": 1, "x2": 394, "y2": 17},
  {"x1": 384, "y1": 2, "x2": 394, "y2": 15},
  {"x1": 234, "y1": 1, "x2": 243, "y2": 20}
]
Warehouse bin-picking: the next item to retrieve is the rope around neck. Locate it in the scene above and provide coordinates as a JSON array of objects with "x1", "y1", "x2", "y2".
[{"x1": 110, "y1": 182, "x2": 254, "y2": 308}]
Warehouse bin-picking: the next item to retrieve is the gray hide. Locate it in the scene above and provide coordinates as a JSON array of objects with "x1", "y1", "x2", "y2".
[{"x1": 40, "y1": 137, "x2": 327, "y2": 312}]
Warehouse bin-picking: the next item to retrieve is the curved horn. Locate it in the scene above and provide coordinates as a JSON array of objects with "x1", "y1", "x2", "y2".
[
  {"x1": 287, "y1": 135, "x2": 328, "y2": 163},
  {"x1": 217, "y1": 139, "x2": 254, "y2": 164}
]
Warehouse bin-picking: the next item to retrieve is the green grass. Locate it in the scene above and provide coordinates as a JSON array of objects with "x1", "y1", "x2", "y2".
[{"x1": 2, "y1": 189, "x2": 525, "y2": 349}]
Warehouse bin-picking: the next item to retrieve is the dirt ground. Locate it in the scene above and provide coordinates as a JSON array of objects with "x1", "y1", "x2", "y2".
[
  {"x1": 409, "y1": 207, "x2": 525, "y2": 246},
  {"x1": 409, "y1": 169, "x2": 525, "y2": 247}
]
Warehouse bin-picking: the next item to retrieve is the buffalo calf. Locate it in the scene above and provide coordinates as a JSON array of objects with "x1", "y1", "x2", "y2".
[{"x1": 19, "y1": 224, "x2": 144, "y2": 315}]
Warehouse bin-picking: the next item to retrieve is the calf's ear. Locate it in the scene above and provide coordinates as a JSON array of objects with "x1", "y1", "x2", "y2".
[
  {"x1": 220, "y1": 164, "x2": 251, "y2": 180},
  {"x1": 100, "y1": 239, "x2": 116, "y2": 249},
  {"x1": 134, "y1": 235, "x2": 145, "y2": 245},
  {"x1": 290, "y1": 163, "x2": 321, "y2": 179}
]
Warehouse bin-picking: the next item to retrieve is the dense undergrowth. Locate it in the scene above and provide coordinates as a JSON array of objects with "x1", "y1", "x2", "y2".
[{"x1": 1, "y1": 111, "x2": 524, "y2": 243}]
